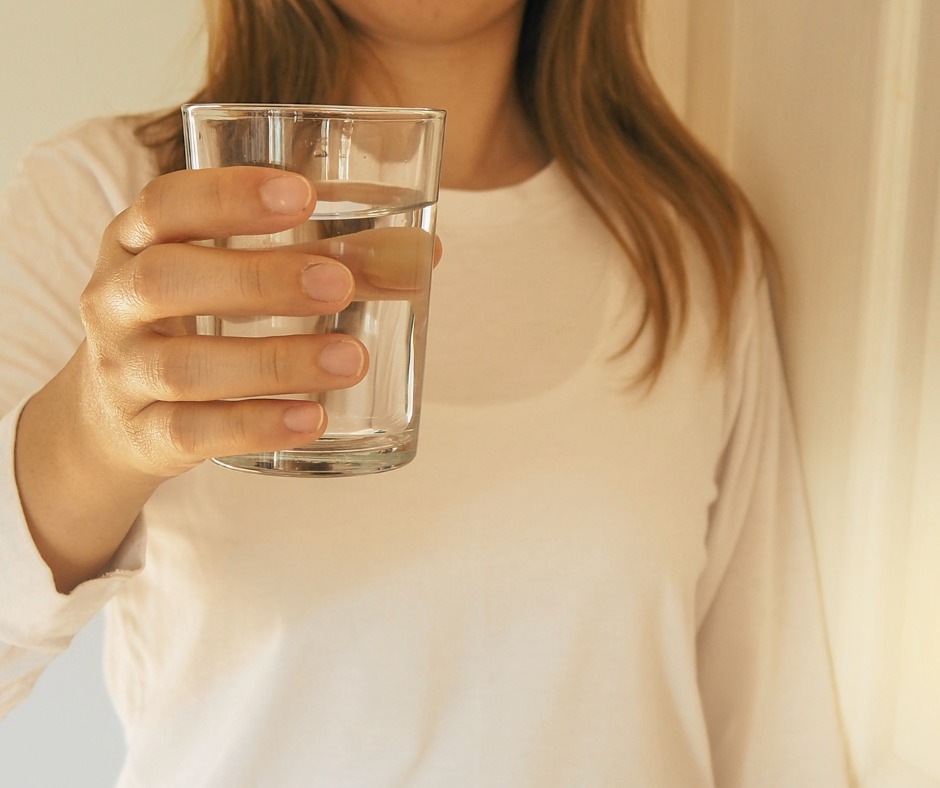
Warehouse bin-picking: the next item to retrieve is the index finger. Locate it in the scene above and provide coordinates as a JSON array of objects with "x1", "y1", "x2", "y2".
[{"x1": 111, "y1": 167, "x2": 316, "y2": 254}]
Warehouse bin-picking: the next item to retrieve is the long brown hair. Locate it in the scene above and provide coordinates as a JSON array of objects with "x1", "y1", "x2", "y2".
[{"x1": 136, "y1": 0, "x2": 771, "y2": 381}]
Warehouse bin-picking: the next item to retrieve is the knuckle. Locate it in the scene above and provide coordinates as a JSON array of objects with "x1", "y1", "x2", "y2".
[
  {"x1": 262, "y1": 339, "x2": 295, "y2": 390},
  {"x1": 82, "y1": 342, "x2": 124, "y2": 399},
  {"x1": 79, "y1": 280, "x2": 130, "y2": 368},
  {"x1": 162, "y1": 404, "x2": 252, "y2": 462},
  {"x1": 126, "y1": 184, "x2": 162, "y2": 248},
  {"x1": 162, "y1": 405, "x2": 200, "y2": 458},
  {"x1": 146, "y1": 342, "x2": 200, "y2": 402},
  {"x1": 127, "y1": 247, "x2": 168, "y2": 314},
  {"x1": 124, "y1": 411, "x2": 166, "y2": 467},
  {"x1": 207, "y1": 175, "x2": 228, "y2": 219},
  {"x1": 235, "y1": 252, "x2": 268, "y2": 303},
  {"x1": 80, "y1": 261, "x2": 127, "y2": 330},
  {"x1": 221, "y1": 408, "x2": 253, "y2": 452},
  {"x1": 78, "y1": 279, "x2": 102, "y2": 330}
]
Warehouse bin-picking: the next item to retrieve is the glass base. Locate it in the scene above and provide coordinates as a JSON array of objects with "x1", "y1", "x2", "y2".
[{"x1": 211, "y1": 433, "x2": 416, "y2": 477}]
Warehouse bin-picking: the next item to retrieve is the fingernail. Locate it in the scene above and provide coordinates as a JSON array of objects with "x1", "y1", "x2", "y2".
[
  {"x1": 302, "y1": 263, "x2": 353, "y2": 302},
  {"x1": 318, "y1": 340, "x2": 365, "y2": 377},
  {"x1": 283, "y1": 404, "x2": 324, "y2": 434},
  {"x1": 260, "y1": 174, "x2": 312, "y2": 214}
]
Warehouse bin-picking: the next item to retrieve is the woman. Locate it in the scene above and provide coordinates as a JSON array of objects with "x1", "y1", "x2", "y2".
[{"x1": 0, "y1": 0, "x2": 851, "y2": 785}]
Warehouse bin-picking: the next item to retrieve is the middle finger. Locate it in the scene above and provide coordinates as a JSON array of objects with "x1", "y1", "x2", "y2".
[{"x1": 125, "y1": 244, "x2": 354, "y2": 323}]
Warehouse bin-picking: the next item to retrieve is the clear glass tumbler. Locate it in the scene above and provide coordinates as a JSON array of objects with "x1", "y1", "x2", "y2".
[{"x1": 182, "y1": 103, "x2": 446, "y2": 477}]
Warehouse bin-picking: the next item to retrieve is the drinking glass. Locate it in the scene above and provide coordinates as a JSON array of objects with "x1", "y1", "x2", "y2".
[{"x1": 182, "y1": 103, "x2": 446, "y2": 476}]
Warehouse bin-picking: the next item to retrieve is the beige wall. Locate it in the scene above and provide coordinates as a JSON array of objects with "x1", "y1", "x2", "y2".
[{"x1": 0, "y1": 0, "x2": 204, "y2": 184}]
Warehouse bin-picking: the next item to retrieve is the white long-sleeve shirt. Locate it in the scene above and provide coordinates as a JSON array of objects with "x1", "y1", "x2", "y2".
[{"x1": 0, "y1": 117, "x2": 851, "y2": 787}]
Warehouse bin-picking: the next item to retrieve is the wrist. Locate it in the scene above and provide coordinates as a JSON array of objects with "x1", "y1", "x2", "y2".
[{"x1": 14, "y1": 352, "x2": 161, "y2": 592}]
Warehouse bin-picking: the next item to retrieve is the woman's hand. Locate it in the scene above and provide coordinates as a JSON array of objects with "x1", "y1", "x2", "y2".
[
  {"x1": 15, "y1": 166, "x2": 366, "y2": 590},
  {"x1": 78, "y1": 165, "x2": 367, "y2": 479}
]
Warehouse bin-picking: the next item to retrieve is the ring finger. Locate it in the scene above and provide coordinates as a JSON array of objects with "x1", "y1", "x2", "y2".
[{"x1": 134, "y1": 332, "x2": 369, "y2": 403}]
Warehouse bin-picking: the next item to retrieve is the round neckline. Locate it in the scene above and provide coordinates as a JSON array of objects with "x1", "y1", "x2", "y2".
[{"x1": 437, "y1": 160, "x2": 577, "y2": 228}]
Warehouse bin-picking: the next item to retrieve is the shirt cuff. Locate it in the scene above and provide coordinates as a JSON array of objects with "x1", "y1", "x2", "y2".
[{"x1": 0, "y1": 398, "x2": 145, "y2": 650}]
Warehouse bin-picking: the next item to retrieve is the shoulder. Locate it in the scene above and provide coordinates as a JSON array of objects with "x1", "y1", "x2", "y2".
[
  {"x1": 8, "y1": 114, "x2": 158, "y2": 215},
  {"x1": 727, "y1": 229, "x2": 778, "y2": 363},
  {"x1": 680, "y1": 215, "x2": 776, "y2": 340},
  {"x1": 0, "y1": 115, "x2": 161, "y2": 304}
]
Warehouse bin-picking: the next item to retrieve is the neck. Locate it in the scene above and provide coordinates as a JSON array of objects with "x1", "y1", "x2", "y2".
[{"x1": 342, "y1": 15, "x2": 549, "y2": 190}]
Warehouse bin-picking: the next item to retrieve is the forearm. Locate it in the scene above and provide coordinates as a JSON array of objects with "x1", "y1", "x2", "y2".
[{"x1": 13, "y1": 353, "x2": 160, "y2": 594}]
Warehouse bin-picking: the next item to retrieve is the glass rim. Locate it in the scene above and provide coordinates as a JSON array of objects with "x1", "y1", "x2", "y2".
[{"x1": 182, "y1": 102, "x2": 445, "y2": 122}]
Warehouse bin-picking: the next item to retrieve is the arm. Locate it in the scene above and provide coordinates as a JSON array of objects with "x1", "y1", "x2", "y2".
[
  {"x1": 1, "y1": 131, "x2": 365, "y2": 716},
  {"x1": 695, "y1": 279, "x2": 853, "y2": 787}
]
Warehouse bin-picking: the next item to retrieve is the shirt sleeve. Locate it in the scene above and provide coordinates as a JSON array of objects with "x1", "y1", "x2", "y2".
[
  {"x1": 0, "y1": 121, "x2": 148, "y2": 720},
  {"x1": 694, "y1": 276, "x2": 853, "y2": 787}
]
